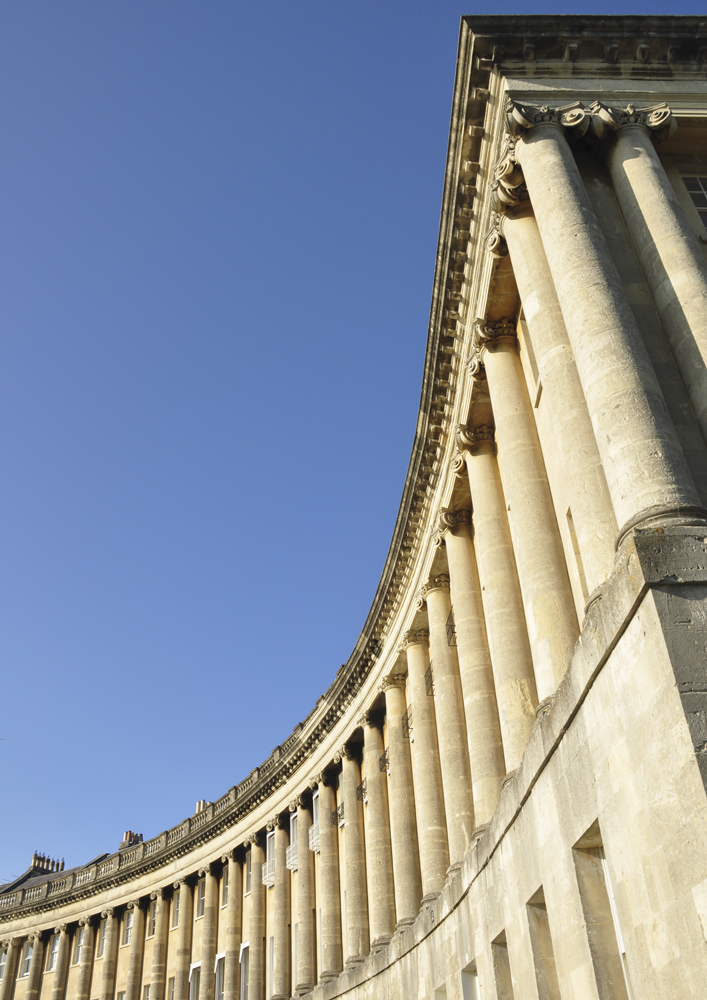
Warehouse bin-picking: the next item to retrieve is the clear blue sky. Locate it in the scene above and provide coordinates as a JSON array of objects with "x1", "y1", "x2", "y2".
[{"x1": 0, "y1": 0, "x2": 699, "y2": 880}]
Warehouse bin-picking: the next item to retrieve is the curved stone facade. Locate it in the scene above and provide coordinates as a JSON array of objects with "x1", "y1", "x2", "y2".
[{"x1": 3, "y1": 14, "x2": 707, "y2": 1000}]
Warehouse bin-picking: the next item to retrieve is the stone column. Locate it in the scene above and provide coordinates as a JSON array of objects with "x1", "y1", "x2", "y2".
[
  {"x1": 360, "y1": 712, "x2": 396, "y2": 946},
  {"x1": 99, "y1": 909, "x2": 119, "y2": 1000},
  {"x1": 380, "y1": 674, "x2": 422, "y2": 924},
  {"x1": 0, "y1": 938, "x2": 19, "y2": 1000},
  {"x1": 75, "y1": 919, "x2": 95, "y2": 1000},
  {"x1": 221, "y1": 853, "x2": 243, "y2": 1000},
  {"x1": 50, "y1": 924, "x2": 70, "y2": 1000},
  {"x1": 246, "y1": 837, "x2": 265, "y2": 1000},
  {"x1": 507, "y1": 102, "x2": 704, "y2": 539},
  {"x1": 173, "y1": 880, "x2": 193, "y2": 1000},
  {"x1": 125, "y1": 900, "x2": 146, "y2": 1000},
  {"x1": 24, "y1": 932, "x2": 45, "y2": 1000},
  {"x1": 150, "y1": 889, "x2": 170, "y2": 1000},
  {"x1": 401, "y1": 630, "x2": 449, "y2": 897},
  {"x1": 270, "y1": 818, "x2": 290, "y2": 999},
  {"x1": 314, "y1": 774, "x2": 342, "y2": 981},
  {"x1": 292, "y1": 797, "x2": 315, "y2": 993},
  {"x1": 500, "y1": 204, "x2": 617, "y2": 596},
  {"x1": 473, "y1": 318, "x2": 579, "y2": 698},
  {"x1": 437, "y1": 510, "x2": 505, "y2": 828},
  {"x1": 418, "y1": 575, "x2": 475, "y2": 863},
  {"x1": 337, "y1": 744, "x2": 369, "y2": 964},
  {"x1": 198, "y1": 865, "x2": 218, "y2": 1000},
  {"x1": 601, "y1": 104, "x2": 707, "y2": 441},
  {"x1": 457, "y1": 427, "x2": 537, "y2": 771}
]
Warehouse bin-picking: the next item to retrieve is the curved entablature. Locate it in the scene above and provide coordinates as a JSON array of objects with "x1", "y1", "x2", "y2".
[{"x1": 4, "y1": 14, "x2": 707, "y2": 1000}]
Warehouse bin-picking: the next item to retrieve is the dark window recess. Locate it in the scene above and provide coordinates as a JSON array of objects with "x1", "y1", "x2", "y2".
[
  {"x1": 379, "y1": 749, "x2": 390, "y2": 773},
  {"x1": 356, "y1": 778, "x2": 367, "y2": 801},
  {"x1": 402, "y1": 707, "x2": 413, "y2": 740},
  {"x1": 447, "y1": 608, "x2": 458, "y2": 647},
  {"x1": 683, "y1": 175, "x2": 707, "y2": 229},
  {"x1": 425, "y1": 663, "x2": 435, "y2": 696}
]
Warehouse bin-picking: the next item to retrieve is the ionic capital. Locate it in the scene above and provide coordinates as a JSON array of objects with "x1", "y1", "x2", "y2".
[
  {"x1": 126, "y1": 899, "x2": 142, "y2": 911},
  {"x1": 465, "y1": 348, "x2": 486, "y2": 382},
  {"x1": 54, "y1": 924, "x2": 67, "y2": 935},
  {"x1": 198, "y1": 861, "x2": 219, "y2": 877},
  {"x1": 416, "y1": 575, "x2": 450, "y2": 609},
  {"x1": 1, "y1": 938, "x2": 18, "y2": 950},
  {"x1": 456, "y1": 423, "x2": 494, "y2": 453},
  {"x1": 288, "y1": 793, "x2": 308, "y2": 812},
  {"x1": 173, "y1": 878, "x2": 190, "y2": 891},
  {"x1": 484, "y1": 210, "x2": 508, "y2": 258},
  {"x1": 451, "y1": 451, "x2": 467, "y2": 478},
  {"x1": 399, "y1": 628, "x2": 429, "y2": 650},
  {"x1": 266, "y1": 814, "x2": 286, "y2": 832},
  {"x1": 78, "y1": 917, "x2": 93, "y2": 929},
  {"x1": 150, "y1": 887, "x2": 168, "y2": 901},
  {"x1": 437, "y1": 508, "x2": 471, "y2": 536},
  {"x1": 244, "y1": 831, "x2": 263, "y2": 849},
  {"x1": 333, "y1": 742, "x2": 357, "y2": 763},
  {"x1": 380, "y1": 672, "x2": 406, "y2": 692},
  {"x1": 506, "y1": 97, "x2": 677, "y2": 144},
  {"x1": 474, "y1": 318, "x2": 518, "y2": 353},
  {"x1": 101, "y1": 908, "x2": 114, "y2": 920}
]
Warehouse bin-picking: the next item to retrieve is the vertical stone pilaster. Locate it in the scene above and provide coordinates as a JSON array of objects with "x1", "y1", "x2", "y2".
[
  {"x1": 459, "y1": 431, "x2": 538, "y2": 770},
  {"x1": 360, "y1": 713, "x2": 396, "y2": 946},
  {"x1": 0, "y1": 938, "x2": 20, "y2": 1000},
  {"x1": 437, "y1": 512, "x2": 505, "y2": 828},
  {"x1": 99, "y1": 909, "x2": 119, "y2": 1000},
  {"x1": 402, "y1": 630, "x2": 449, "y2": 897},
  {"x1": 418, "y1": 576, "x2": 475, "y2": 864},
  {"x1": 270, "y1": 819, "x2": 290, "y2": 999},
  {"x1": 246, "y1": 837, "x2": 266, "y2": 1000},
  {"x1": 221, "y1": 853, "x2": 242, "y2": 1000},
  {"x1": 125, "y1": 900, "x2": 146, "y2": 1000},
  {"x1": 24, "y1": 932, "x2": 45, "y2": 1000},
  {"x1": 315, "y1": 776, "x2": 342, "y2": 980},
  {"x1": 75, "y1": 919, "x2": 95, "y2": 1000},
  {"x1": 199, "y1": 865, "x2": 219, "y2": 1000},
  {"x1": 381, "y1": 674, "x2": 422, "y2": 924},
  {"x1": 50, "y1": 924, "x2": 70, "y2": 1000},
  {"x1": 293, "y1": 798, "x2": 315, "y2": 993},
  {"x1": 150, "y1": 889, "x2": 170, "y2": 1000},
  {"x1": 337, "y1": 745, "x2": 369, "y2": 964},
  {"x1": 173, "y1": 880, "x2": 193, "y2": 1000}
]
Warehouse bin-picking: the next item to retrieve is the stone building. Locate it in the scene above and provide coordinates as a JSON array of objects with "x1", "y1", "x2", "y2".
[{"x1": 3, "y1": 13, "x2": 707, "y2": 1000}]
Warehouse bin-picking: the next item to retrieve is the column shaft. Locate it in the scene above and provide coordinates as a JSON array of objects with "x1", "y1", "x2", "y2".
[
  {"x1": 381, "y1": 676, "x2": 422, "y2": 923},
  {"x1": 173, "y1": 882, "x2": 193, "y2": 1000},
  {"x1": 125, "y1": 903, "x2": 146, "y2": 1000},
  {"x1": 50, "y1": 926, "x2": 70, "y2": 1000},
  {"x1": 441, "y1": 519, "x2": 505, "y2": 826},
  {"x1": 271, "y1": 825, "x2": 290, "y2": 999},
  {"x1": 150, "y1": 890, "x2": 170, "y2": 1000},
  {"x1": 295, "y1": 804, "x2": 315, "y2": 992},
  {"x1": 317, "y1": 780, "x2": 342, "y2": 980},
  {"x1": 25, "y1": 934, "x2": 45, "y2": 1000},
  {"x1": 516, "y1": 122, "x2": 702, "y2": 535},
  {"x1": 403, "y1": 634, "x2": 449, "y2": 896},
  {"x1": 75, "y1": 922, "x2": 95, "y2": 1000},
  {"x1": 462, "y1": 437, "x2": 537, "y2": 770},
  {"x1": 340, "y1": 751, "x2": 369, "y2": 963},
  {"x1": 248, "y1": 842, "x2": 266, "y2": 1000},
  {"x1": 502, "y1": 205, "x2": 617, "y2": 595},
  {"x1": 605, "y1": 124, "x2": 707, "y2": 440},
  {"x1": 362, "y1": 718, "x2": 396, "y2": 945},
  {"x1": 222, "y1": 856, "x2": 243, "y2": 1000},
  {"x1": 99, "y1": 910, "x2": 119, "y2": 1000},
  {"x1": 0, "y1": 940, "x2": 19, "y2": 1000},
  {"x1": 199, "y1": 869, "x2": 218, "y2": 1000}
]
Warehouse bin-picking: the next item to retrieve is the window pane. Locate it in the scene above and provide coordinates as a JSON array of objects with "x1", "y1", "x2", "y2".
[{"x1": 684, "y1": 176, "x2": 701, "y2": 191}]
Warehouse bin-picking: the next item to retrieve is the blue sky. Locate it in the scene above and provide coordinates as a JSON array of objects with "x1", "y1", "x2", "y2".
[{"x1": 0, "y1": 1, "x2": 701, "y2": 879}]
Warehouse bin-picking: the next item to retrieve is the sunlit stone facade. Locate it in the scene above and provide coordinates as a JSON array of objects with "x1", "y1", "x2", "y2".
[{"x1": 3, "y1": 14, "x2": 707, "y2": 1000}]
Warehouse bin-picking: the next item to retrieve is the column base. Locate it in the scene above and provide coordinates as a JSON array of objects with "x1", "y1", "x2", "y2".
[
  {"x1": 445, "y1": 862, "x2": 462, "y2": 877},
  {"x1": 421, "y1": 891, "x2": 440, "y2": 904},
  {"x1": 344, "y1": 956, "x2": 365, "y2": 967},
  {"x1": 295, "y1": 984, "x2": 315, "y2": 995},
  {"x1": 370, "y1": 934, "x2": 391, "y2": 951},
  {"x1": 615, "y1": 502, "x2": 707, "y2": 550},
  {"x1": 395, "y1": 917, "x2": 416, "y2": 931},
  {"x1": 471, "y1": 823, "x2": 489, "y2": 844},
  {"x1": 502, "y1": 769, "x2": 518, "y2": 789},
  {"x1": 535, "y1": 696, "x2": 554, "y2": 719},
  {"x1": 318, "y1": 971, "x2": 340, "y2": 983}
]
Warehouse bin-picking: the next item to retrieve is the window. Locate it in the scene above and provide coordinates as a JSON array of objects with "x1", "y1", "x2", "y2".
[
  {"x1": 196, "y1": 878, "x2": 206, "y2": 918},
  {"x1": 143, "y1": 986, "x2": 151, "y2": 1000},
  {"x1": 168, "y1": 977, "x2": 175, "y2": 1000},
  {"x1": 684, "y1": 176, "x2": 707, "y2": 228},
  {"x1": 0, "y1": 948, "x2": 6, "y2": 982},
  {"x1": 172, "y1": 890, "x2": 180, "y2": 929},
  {"x1": 97, "y1": 919, "x2": 107, "y2": 958},
  {"x1": 74, "y1": 927, "x2": 85, "y2": 965},
  {"x1": 240, "y1": 946, "x2": 249, "y2": 1000},
  {"x1": 312, "y1": 790, "x2": 320, "y2": 825},
  {"x1": 189, "y1": 965, "x2": 201, "y2": 1000},
  {"x1": 123, "y1": 910, "x2": 133, "y2": 946},
  {"x1": 263, "y1": 832, "x2": 275, "y2": 888},
  {"x1": 245, "y1": 851, "x2": 252, "y2": 894},
  {"x1": 215, "y1": 956, "x2": 225, "y2": 1000},
  {"x1": 221, "y1": 867, "x2": 228, "y2": 907},
  {"x1": 147, "y1": 901, "x2": 157, "y2": 937},
  {"x1": 286, "y1": 813, "x2": 298, "y2": 872},
  {"x1": 47, "y1": 935, "x2": 60, "y2": 971},
  {"x1": 117, "y1": 992, "x2": 126, "y2": 1000},
  {"x1": 20, "y1": 942, "x2": 33, "y2": 977}
]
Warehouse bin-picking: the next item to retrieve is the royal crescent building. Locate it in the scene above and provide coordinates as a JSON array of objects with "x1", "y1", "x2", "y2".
[{"x1": 5, "y1": 13, "x2": 707, "y2": 1000}]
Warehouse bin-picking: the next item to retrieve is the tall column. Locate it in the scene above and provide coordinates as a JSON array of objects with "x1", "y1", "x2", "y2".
[
  {"x1": 458, "y1": 427, "x2": 537, "y2": 771},
  {"x1": 419, "y1": 575, "x2": 475, "y2": 863},
  {"x1": 99, "y1": 908, "x2": 119, "y2": 1000},
  {"x1": 25, "y1": 932, "x2": 45, "y2": 1000},
  {"x1": 292, "y1": 798, "x2": 314, "y2": 993},
  {"x1": 361, "y1": 712, "x2": 396, "y2": 946},
  {"x1": 246, "y1": 837, "x2": 265, "y2": 1000},
  {"x1": 602, "y1": 105, "x2": 707, "y2": 441},
  {"x1": 270, "y1": 819, "x2": 290, "y2": 999},
  {"x1": 500, "y1": 203, "x2": 617, "y2": 594},
  {"x1": 437, "y1": 510, "x2": 505, "y2": 827},
  {"x1": 173, "y1": 879, "x2": 193, "y2": 1000},
  {"x1": 150, "y1": 889, "x2": 170, "y2": 1000},
  {"x1": 50, "y1": 924, "x2": 70, "y2": 1000},
  {"x1": 380, "y1": 674, "x2": 422, "y2": 924},
  {"x1": 221, "y1": 853, "x2": 243, "y2": 1000},
  {"x1": 75, "y1": 919, "x2": 95, "y2": 1000},
  {"x1": 125, "y1": 900, "x2": 146, "y2": 1000},
  {"x1": 198, "y1": 865, "x2": 218, "y2": 1000},
  {"x1": 0, "y1": 938, "x2": 20, "y2": 1000},
  {"x1": 337, "y1": 744, "x2": 369, "y2": 964},
  {"x1": 507, "y1": 102, "x2": 704, "y2": 538},
  {"x1": 401, "y1": 630, "x2": 449, "y2": 897},
  {"x1": 473, "y1": 318, "x2": 579, "y2": 697},
  {"x1": 314, "y1": 775, "x2": 342, "y2": 980}
]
